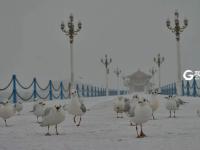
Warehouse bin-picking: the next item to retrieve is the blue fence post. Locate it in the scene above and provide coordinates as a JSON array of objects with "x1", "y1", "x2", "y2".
[
  {"x1": 87, "y1": 86, "x2": 89, "y2": 97},
  {"x1": 171, "y1": 84, "x2": 173, "y2": 95},
  {"x1": 91, "y1": 86, "x2": 93, "y2": 97},
  {"x1": 99, "y1": 87, "x2": 101, "y2": 96},
  {"x1": 99, "y1": 88, "x2": 101, "y2": 96},
  {"x1": 168, "y1": 84, "x2": 170, "y2": 95},
  {"x1": 164, "y1": 86, "x2": 166, "y2": 95},
  {"x1": 94, "y1": 86, "x2": 96, "y2": 96},
  {"x1": 49, "y1": 80, "x2": 53, "y2": 100},
  {"x1": 12, "y1": 74, "x2": 17, "y2": 104},
  {"x1": 94, "y1": 86, "x2": 96, "y2": 97},
  {"x1": 76, "y1": 84, "x2": 79, "y2": 96},
  {"x1": 186, "y1": 81, "x2": 190, "y2": 96},
  {"x1": 182, "y1": 80, "x2": 184, "y2": 96},
  {"x1": 97, "y1": 87, "x2": 99, "y2": 96},
  {"x1": 60, "y1": 82, "x2": 64, "y2": 100},
  {"x1": 33, "y1": 78, "x2": 37, "y2": 100},
  {"x1": 82, "y1": 84, "x2": 85, "y2": 97},
  {"x1": 174, "y1": 82, "x2": 177, "y2": 95},
  {"x1": 193, "y1": 77, "x2": 197, "y2": 97}
]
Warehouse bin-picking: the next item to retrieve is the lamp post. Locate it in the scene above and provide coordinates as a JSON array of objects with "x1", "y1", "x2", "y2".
[
  {"x1": 154, "y1": 53, "x2": 164, "y2": 91},
  {"x1": 101, "y1": 54, "x2": 112, "y2": 96},
  {"x1": 166, "y1": 10, "x2": 188, "y2": 96},
  {"x1": 61, "y1": 14, "x2": 82, "y2": 96},
  {"x1": 149, "y1": 67, "x2": 157, "y2": 90},
  {"x1": 114, "y1": 67, "x2": 122, "y2": 95}
]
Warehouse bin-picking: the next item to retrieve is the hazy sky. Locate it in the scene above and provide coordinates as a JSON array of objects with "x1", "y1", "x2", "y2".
[{"x1": 0, "y1": 0, "x2": 199, "y2": 88}]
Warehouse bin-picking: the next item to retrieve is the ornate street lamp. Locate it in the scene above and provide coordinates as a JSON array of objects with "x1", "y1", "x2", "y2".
[
  {"x1": 166, "y1": 10, "x2": 188, "y2": 95},
  {"x1": 149, "y1": 67, "x2": 157, "y2": 90},
  {"x1": 101, "y1": 54, "x2": 112, "y2": 96},
  {"x1": 114, "y1": 67, "x2": 122, "y2": 95},
  {"x1": 61, "y1": 14, "x2": 82, "y2": 96},
  {"x1": 154, "y1": 53, "x2": 164, "y2": 91}
]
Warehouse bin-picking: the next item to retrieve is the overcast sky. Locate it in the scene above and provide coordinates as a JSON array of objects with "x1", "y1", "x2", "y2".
[{"x1": 0, "y1": 0, "x2": 199, "y2": 88}]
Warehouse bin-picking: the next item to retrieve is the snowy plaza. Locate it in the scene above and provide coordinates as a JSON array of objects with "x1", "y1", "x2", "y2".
[{"x1": 0, "y1": 95, "x2": 200, "y2": 150}]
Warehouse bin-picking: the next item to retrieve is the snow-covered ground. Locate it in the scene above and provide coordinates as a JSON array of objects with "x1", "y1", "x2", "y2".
[{"x1": 0, "y1": 95, "x2": 200, "y2": 150}]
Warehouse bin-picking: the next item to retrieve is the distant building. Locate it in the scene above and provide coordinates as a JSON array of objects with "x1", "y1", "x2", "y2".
[{"x1": 123, "y1": 69, "x2": 152, "y2": 93}]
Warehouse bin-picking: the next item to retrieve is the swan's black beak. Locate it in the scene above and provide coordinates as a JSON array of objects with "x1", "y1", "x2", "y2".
[{"x1": 56, "y1": 105, "x2": 61, "y2": 110}]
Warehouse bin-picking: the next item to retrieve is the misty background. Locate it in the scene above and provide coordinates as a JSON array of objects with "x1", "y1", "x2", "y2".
[{"x1": 0, "y1": 0, "x2": 199, "y2": 89}]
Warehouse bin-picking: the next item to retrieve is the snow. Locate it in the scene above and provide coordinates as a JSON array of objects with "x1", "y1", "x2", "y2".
[{"x1": 0, "y1": 95, "x2": 200, "y2": 150}]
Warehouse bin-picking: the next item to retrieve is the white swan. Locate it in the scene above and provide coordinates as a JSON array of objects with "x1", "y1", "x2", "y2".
[
  {"x1": 113, "y1": 96, "x2": 125, "y2": 118},
  {"x1": 149, "y1": 90, "x2": 160, "y2": 120},
  {"x1": 128, "y1": 94, "x2": 140, "y2": 126},
  {"x1": 0, "y1": 100, "x2": 16, "y2": 126},
  {"x1": 33, "y1": 101, "x2": 46, "y2": 122},
  {"x1": 66, "y1": 89, "x2": 86, "y2": 126},
  {"x1": 129, "y1": 97, "x2": 152, "y2": 138},
  {"x1": 40, "y1": 105, "x2": 65, "y2": 136},
  {"x1": 165, "y1": 95, "x2": 178, "y2": 118}
]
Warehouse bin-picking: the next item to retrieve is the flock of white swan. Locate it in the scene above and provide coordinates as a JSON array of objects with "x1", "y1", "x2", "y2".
[
  {"x1": 0, "y1": 89, "x2": 199, "y2": 138},
  {"x1": 113, "y1": 90, "x2": 192, "y2": 138}
]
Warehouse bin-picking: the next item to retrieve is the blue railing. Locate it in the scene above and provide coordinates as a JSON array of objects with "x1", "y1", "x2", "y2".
[
  {"x1": 0, "y1": 74, "x2": 128, "y2": 103},
  {"x1": 161, "y1": 78, "x2": 200, "y2": 97}
]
